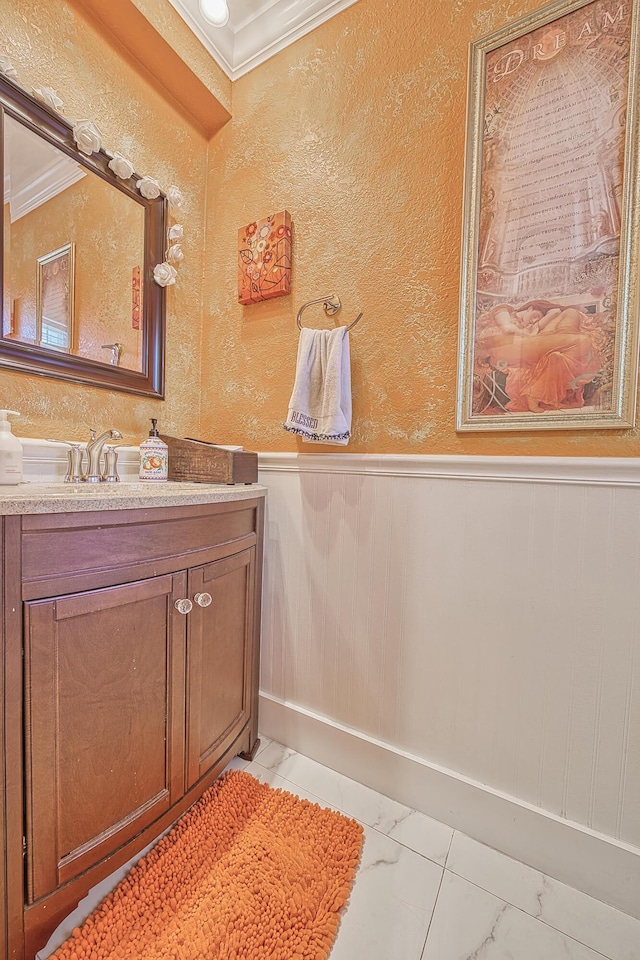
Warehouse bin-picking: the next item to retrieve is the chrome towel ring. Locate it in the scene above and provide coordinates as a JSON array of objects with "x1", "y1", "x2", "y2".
[{"x1": 296, "y1": 294, "x2": 363, "y2": 332}]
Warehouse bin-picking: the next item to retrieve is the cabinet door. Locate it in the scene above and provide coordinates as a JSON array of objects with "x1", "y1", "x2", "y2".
[
  {"x1": 186, "y1": 548, "x2": 255, "y2": 787},
  {"x1": 24, "y1": 573, "x2": 187, "y2": 903}
]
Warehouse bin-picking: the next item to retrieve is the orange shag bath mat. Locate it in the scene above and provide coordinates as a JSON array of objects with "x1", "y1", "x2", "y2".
[{"x1": 51, "y1": 770, "x2": 363, "y2": 960}]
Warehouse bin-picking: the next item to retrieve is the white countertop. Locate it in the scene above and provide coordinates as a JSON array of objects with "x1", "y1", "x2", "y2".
[{"x1": 0, "y1": 481, "x2": 266, "y2": 515}]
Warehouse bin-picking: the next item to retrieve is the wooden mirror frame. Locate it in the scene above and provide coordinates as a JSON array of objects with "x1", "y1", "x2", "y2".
[{"x1": 0, "y1": 74, "x2": 166, "y2": 398}]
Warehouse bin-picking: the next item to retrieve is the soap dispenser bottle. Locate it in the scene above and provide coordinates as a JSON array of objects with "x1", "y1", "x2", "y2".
[
  {"x1": 0, "y1": 410, "x2": 23, "y2": 485},
  {"x1": 139, "y1": 418, "x2": 168, "y2": 481}
]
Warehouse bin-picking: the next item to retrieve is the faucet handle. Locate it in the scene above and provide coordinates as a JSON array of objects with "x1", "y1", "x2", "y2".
[
  {"x1": 102, "y1": 444, "x2": 121, "y2": 482},
  {"x1": 46, "y1": 440, "x2": 85, "y2": 483},
  {"x1": 66, "y1": 444, "x2": 84, "y2": 483}
]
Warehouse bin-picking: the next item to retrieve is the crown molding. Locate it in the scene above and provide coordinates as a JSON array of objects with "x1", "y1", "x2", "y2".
[
  {"x1": 168, "y1": 0, "x2": 360, "y2": 81},
  {"x1": 4, "y1": 117, "x2": 86, "y2": 220},
  {"x1": 9, "y1": 158, "x2": 86, "y2": 222}
]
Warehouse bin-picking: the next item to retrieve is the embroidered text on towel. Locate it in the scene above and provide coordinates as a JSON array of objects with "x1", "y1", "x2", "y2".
[{"x1": 290, "y1": 411, "x2": 319, "y2": 429}]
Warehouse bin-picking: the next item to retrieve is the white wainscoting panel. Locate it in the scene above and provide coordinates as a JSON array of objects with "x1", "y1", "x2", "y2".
[{"x1": 257, "y1": 453, "x2": 640, "y2": 916}]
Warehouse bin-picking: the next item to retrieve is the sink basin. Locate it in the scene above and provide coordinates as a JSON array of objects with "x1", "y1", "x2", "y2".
[
  {"x1": 16, "y1": 481, "x2": 217, "y2": 496},
  {"x1": 32, "y1": 482, "x2": 161, "y2": 494},
  {"x1": 19, "y1": 481, "x2": 156, "y2": 495},
  {"x1": 6, "y1": 480, "x2": 237, "y2": 503},
  {"x1": 0, "y1": 479, "x2": 262, "y2": 516}
]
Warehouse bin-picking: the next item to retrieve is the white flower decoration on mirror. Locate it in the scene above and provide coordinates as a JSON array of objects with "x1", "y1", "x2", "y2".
[
  {"x1": 168, "y1": 223, "x2": 184, "y2": 241},
  {"x1": 73, "y1": 119, "x2": 102, "y2": 155},
  {"x1": 108, "y1": 152, "x2": 135, "y2": 180},
  {"x1": 167, "y1": 243, "x2": 184, "y2": 264},
  {"x1": 0, "y1": 57, "x2": 17, "y2": 79},
  {"x1": 153, "y1": 262, "x2": 177, "y2": 287},
  {"x1": 33, "y1": 86, "x2": 63, "y2": 113},
  {"x1": 166, "y1": 184, "x2": 185, "y2": 211},
  {"x1": 137, "y1": 176, "x2": 161, "y2": 200}
]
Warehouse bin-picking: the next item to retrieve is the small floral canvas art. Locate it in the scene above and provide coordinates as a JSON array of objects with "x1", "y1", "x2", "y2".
[{"x1": 238, "y1": 211, "x2": 292, "y2": 304}]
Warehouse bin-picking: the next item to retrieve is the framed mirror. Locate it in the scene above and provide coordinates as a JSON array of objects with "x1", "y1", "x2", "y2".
[{"x1": 0, "y1": 73, "x2": 166, "y2": 397}]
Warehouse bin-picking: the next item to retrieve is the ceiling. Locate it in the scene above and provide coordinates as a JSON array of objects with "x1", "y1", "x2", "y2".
[{"x1": 167, "y1": 0, "x2": 359, "y2": 81}]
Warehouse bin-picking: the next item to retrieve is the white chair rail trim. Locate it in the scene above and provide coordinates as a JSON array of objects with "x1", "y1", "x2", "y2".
[{"x1": 258, "y1": 452, "x2": 640, "y2": 486}]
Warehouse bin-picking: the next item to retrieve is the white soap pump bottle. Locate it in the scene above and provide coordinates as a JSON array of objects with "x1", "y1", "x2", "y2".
[
  {"x1": 139, "y1": 418, "x2": 168, "y2": 482},
  {"x1": 0, "y1": 410, "x2": 23, "y2": 485}
]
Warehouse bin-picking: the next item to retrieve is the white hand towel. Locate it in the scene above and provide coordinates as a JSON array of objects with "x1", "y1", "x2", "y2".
[{"x1": 283, "y1": 326, "x2": 351, "y2": 444}]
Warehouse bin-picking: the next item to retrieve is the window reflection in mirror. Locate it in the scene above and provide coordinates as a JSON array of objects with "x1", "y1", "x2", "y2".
[
  {"x1": 3, "y1": 115, "x2": 146, "y2": 372},
  {"x1": 36, "y1": 242, "x2": 75, "y2": 352}
]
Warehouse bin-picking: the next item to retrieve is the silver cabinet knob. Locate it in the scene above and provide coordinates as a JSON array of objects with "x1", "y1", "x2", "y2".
[
  {"x1": 194, "y1": 592, "x2": 212, "y2": 608},
  {"x1": 174, "y1": 598, "x2": 193, "y2": 615}
]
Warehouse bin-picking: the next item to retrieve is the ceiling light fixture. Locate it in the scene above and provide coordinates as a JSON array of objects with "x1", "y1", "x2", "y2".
[{"x1": 199, "y1": 0, "x2": 229, "y2": 26}]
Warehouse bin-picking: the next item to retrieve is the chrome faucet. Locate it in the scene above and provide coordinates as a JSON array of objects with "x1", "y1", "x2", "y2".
[
  {"x1": 101, "y1": 342, "x2": 123, "y2": 366},
  {"x1": 84, "y1": 428, "x2": 123, "y2": 482}
]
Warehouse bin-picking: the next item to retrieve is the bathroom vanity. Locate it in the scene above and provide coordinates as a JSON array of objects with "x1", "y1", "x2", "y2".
[{"x1": 0, "y1": 482, "x2": 265, "y2": 960}]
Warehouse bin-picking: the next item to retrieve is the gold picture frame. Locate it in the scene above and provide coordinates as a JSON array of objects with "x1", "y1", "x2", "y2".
[
  {"x1": 457, "y1": 0, "x2": 640, "y2": 431},
  {"x1": 36, "y1": 242, "x2": 75, "y2": 354}
]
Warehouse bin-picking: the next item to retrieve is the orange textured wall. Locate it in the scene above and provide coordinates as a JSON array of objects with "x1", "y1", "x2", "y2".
[
  {"x1": 3, "y1": 0, "x2": 640, "y2": 456},
  {"x1": 0, "y1": 0, "x2": 208, "y2": 445},
  {"x1": 201, "y1": 0, "x2": 640, "y2": 455}
]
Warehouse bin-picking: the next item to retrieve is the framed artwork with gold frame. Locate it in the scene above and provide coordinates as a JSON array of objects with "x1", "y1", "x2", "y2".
[
  {"x1": 456, "y1": 0, "x2": 640, "y2": 431},
  {"x1": 36, "y1": 242, "x2": 75, "y2": 354}
]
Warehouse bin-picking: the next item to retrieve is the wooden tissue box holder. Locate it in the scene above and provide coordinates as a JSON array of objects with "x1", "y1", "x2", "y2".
[{"x1": 159, "y1": 436, "x2": 258, "y2": 485}]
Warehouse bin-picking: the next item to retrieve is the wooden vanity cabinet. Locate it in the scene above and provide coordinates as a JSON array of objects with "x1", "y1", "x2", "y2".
[
  {"x1": 186, "y1": 549, "x2": 257, "y2": 787},
  {"x1": 24, "y1": 573, "x2": 189, "y2": 904},
  {"x1": 0, "y1": 495, "x2": 264, "y2": 960}
]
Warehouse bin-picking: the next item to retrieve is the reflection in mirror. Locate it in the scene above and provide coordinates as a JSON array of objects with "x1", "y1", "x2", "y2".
[
  {"x1": 36, "y1": 242, "x2": 75, "y2": 352},
  {"x1": 3, "y1": 115, "x2": 145, "y2": 372}
]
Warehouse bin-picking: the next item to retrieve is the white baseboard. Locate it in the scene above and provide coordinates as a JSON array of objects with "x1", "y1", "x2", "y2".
[{"x1": 259, "y1": 692, "x2": 640, "y2": 920}]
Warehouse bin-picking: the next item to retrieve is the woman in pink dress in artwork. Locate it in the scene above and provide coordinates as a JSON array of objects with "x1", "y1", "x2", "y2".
[{"x1": 475, "y1": 300, "x2": 602, "y2": 413}]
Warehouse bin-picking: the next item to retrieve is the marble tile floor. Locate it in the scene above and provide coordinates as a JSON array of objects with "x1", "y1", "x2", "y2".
[
  {"x1": 228, "y1": 738, "x2": 640, "y2": 960},
  {"x1": 40, "y1": 737, "x2": 640, "y2": 960}
]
